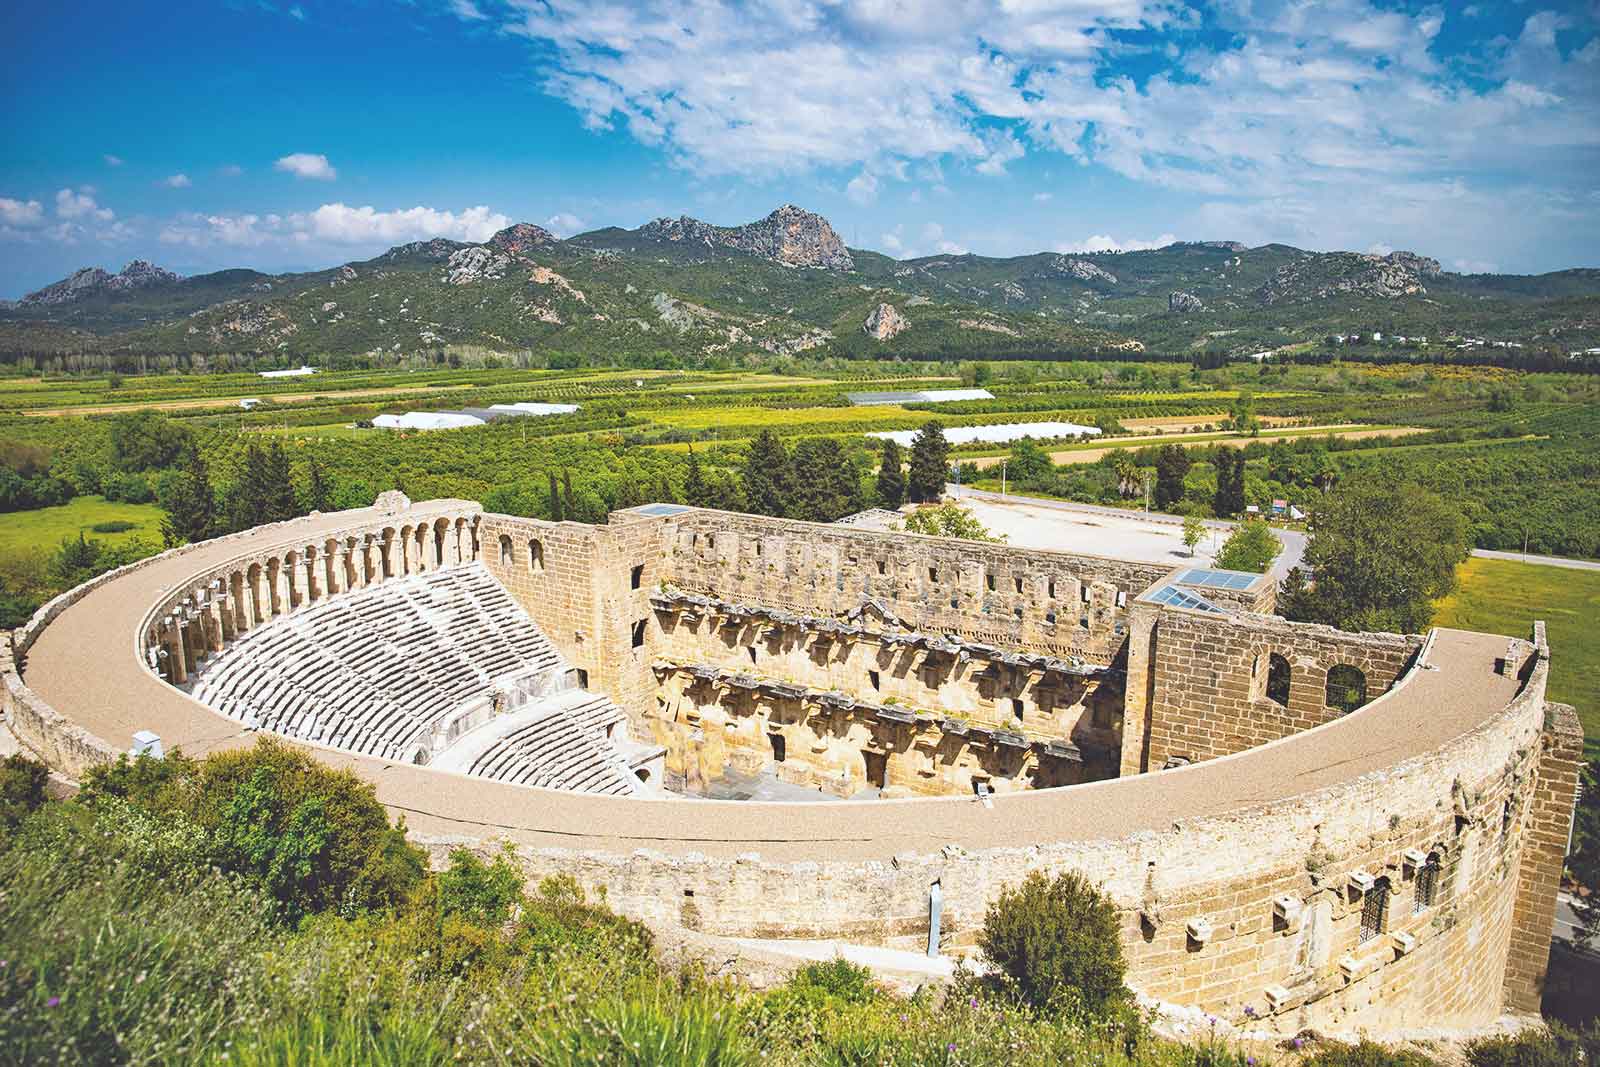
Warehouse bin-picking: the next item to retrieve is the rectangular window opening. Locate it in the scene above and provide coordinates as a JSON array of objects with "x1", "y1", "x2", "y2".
[
  {"x1": 868, "y1": 669, "x2": 881, "y2": 691},
  {"x1": 631, "y1": 619, "x2": 647, "y2": 648},
  {"x1": 1014, "y1": 576, "x2": 1024, "y2": 595},
  {"x1": 928, "y1": 566, "x2": 939, "y2": 582},
  {"x1": 1010, "y1": 698, "x2": 1024, "y2": 720},
  {"x1": 630, "y1": 563, "x2": 644, "y2": 589}
]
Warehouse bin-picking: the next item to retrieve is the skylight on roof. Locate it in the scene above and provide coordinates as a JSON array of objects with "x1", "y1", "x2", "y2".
[
  {"x1": 1146, "y1": 584, "x2": 1224, "y2": 613},
  {"x1": 635, "y1": 503, "x2": 694, "y2": 517},
  {"x1": 1175, "y1": 568, "x2": 1259, "y2": 591}
]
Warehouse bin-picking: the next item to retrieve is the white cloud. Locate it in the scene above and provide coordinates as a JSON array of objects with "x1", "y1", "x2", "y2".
[
  {"x1": 1054, "y1": 232, "x2": 1178, "y2": 254},
  {"x1": 1453, "y1": 258, "x2": 1499, "y2": 274},
  {"x1": 289, "y1": 5, "x2": 305, "y2": 20},
  {"x1": 303, "y1": 203, "x2": 508, "y2": 242},
  {"x1": 160, "y1": 202, "x2": 512, "y2": 248},
  {"x1": 845, "y1": 171, "x2": 879, "y2": 205},
  {"x1": 544, "y1": 212, "x2": 587, "y2": 237},
  {"x1": 55, "y1": 188, "x2": 114, "y2": 222},
  {"x1": 484, "y1": 0, "x2": 1600, "y2": 265},
  {"x1": 450, "y1": 0, "x2": 487, "y2": 19},
  {"x1": 103, "y1": 154, "x2": 124, "y2": 167},
  {"x1": 274, "y1": 152, "x2": 338, "y2": 181},
  {"x1": 0, "y1": 198, "x2": 46, "y2": 228},
  {"x1": 161, "y1": 173, "x2": 192, "y2": 189}
]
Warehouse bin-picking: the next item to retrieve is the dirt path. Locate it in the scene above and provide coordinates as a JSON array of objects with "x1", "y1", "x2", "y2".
[
  {"x1": 1119, "y1": 414, "x2": 1303, "y2": 432},
  {"x1": 21, "y1": 383, "x2": 480, "y2": 417},
  {"x1": 968, "y1": 425, "x2": 1427, "y2": 469}
]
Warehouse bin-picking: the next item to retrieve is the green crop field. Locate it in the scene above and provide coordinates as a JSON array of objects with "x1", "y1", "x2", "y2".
[
  {"x1": 0, "y1": 495, "x2": 166, "y2": 558},
  {"x1": 1434, "y1": 557, "x2": 1600, "y2": 760}
]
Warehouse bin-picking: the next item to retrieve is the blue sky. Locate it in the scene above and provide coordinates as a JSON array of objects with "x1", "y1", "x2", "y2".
[{"x1": 2, "y1": 0, "x2": 1597, "y2": 297}]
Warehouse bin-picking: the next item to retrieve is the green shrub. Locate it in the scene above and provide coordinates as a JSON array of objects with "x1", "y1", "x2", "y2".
[
  {"x1": 437, "y1": 845, "x2": 524, "y2": 925},
  {"x1": 89, "y1": 519, "x2": 138, "y2": 533},
  {"x1": 0, "y1": 753, "x2": 49, "y2": 833},
  {"x1": 203, "y1": 1010, "x2": 455, "y2": 1067},
  {"x1": 516, "y1": 986, "x2": 754, "y2": 1067},
  {"x1": 0, "y1": 803, "x2": 282, "y2": 1066},
  {"x1": 1303, "y1": 1040, "x2": 1440, "y2": 1066},
  {"x1": 978, "y1": 869, "x2": 1128, "y2": 1016},
  {"x1": 81, "y1": 739, "x2": 426, "y2": 922},
  {"x1": 788, "y1": 958, "x2": 878, "y2": 1005},
  {"x1": 1465, "y1": 1022, "x2": 1600, "y2": 1067}
]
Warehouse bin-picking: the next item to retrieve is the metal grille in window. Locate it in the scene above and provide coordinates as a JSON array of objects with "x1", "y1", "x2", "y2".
[
  {"x1": 1359, "y1": 879, "x2": 1389, "y2": 943},
  {"x1": 1413, "y1": 855, "x2": 1441, "y2": 913}
]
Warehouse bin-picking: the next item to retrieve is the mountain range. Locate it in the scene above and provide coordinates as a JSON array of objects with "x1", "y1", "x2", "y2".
[{"x1": 3, "y1": 205, "x2": 1597, "y2": 364}]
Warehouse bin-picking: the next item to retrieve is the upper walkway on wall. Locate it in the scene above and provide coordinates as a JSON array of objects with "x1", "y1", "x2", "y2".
[{"x1": 11, "y1": 500, "x2": 1543, "y2": 864}]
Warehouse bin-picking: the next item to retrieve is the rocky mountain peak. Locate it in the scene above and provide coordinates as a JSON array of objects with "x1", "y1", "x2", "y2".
[
  {"x1": 1052, "y1": 256, "x2": 1118, "y2": 286},
  {"x1": 380, "y1": 237, "x2": 465, "y2": 262},
  {"x1": 637, "y1": 205, "x2": 853, "y2": 271},
  {"x1": 488, "y1": 222, "x2": 558, "y2": 257},
  {"x1": 863, "y1": 302, "x2": 909, "y2": 341},
  {"x1": 21, "y1": 260, "x2": 181, "y2": 306},
  {"x1": 1255, "y1": 249, "x2": 1442, "y2": 305}
]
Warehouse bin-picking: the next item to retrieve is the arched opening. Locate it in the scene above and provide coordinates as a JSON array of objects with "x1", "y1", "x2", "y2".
[
  {"x1": 498, "y1": 534, "x2": 513, "y2": 566},
  {"x1": 635, "y1": 767, "x2": 651, "y2": 784},
  {"x1": 528, "y1": 538, "x2": 545, "y2": 573},
  {"x1": 1326, "y1": 664, "x2": 1368, "y2": 713},
  {"x1": 1266, "y1": 653, "x2": 1291, "y2": 707}
]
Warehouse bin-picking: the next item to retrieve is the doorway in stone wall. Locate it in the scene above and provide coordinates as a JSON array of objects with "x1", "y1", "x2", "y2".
[{"x1": 863, "y1": 749, "x2": 888, "y2": 789}]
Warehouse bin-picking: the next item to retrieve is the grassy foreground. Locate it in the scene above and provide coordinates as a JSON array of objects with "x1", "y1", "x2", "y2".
[
  {"x1": 0, "y1": 494, "x2": 164, "y2": 557},
  {"x1": 1434, "y1": 557, "x2": 1600, "y2": 760}
]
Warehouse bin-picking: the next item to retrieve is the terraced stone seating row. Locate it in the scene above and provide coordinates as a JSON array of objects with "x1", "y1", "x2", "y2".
[
  {"x1": 459, "y1": 689, "x2": 640, "y2": 795},
  {"x1": 190, "y1": 563, "x2": 566, "y2": 763}
]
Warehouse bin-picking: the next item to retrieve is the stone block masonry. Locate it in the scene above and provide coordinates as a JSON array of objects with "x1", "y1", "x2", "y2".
[{"x1": 4, "y1": 498, "x2": 1579, "y2": 1042}]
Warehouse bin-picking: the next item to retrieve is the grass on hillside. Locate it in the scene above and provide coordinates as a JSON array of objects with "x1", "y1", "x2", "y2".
[
  {"x1": 1434, "y1": 557, "x2": 1600, "y2": 761},
  {"x1": 0, "y1": 495, "x2": 165, "y2": 558}
]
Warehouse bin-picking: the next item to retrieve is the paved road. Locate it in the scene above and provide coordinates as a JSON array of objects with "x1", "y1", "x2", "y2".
[
  {"x1": 950, "y1": 485, "x2": 1308, "y2": 578},
  {"x1": 1556, "y1": 894, "x2": 1599, "y2": 954},
  {"x1": 1471, "y1": 549, "x2": 1600, "y2": 572},
  {"x1": 951, "y1": 487, "x2": 1600, "y2": 577}
]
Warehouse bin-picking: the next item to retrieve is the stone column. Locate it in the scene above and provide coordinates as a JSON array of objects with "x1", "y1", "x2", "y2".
[
  {"x1": 254, "y1": 568, "x2": 273, "y2": 622},
  {"x1": 230, "y1": 574, "x2": 250, "y2": 635},
  {"x1": 163, "y1": 619, "x2": 188, "y2": 684},
  {"x1": 303, "y1": 553, "x2": 322, "y2": 604},
  {"x1": 277, "y1": 560, "x2": 296, "y2": 613},
  {"x1": 326, "y1": 551, "x2": 345, "y2": 597},
  {"x1": 399, "y1": 533, "x2": 413, "y2": 577},
  {"x1": 217, "y1": 596, "x2": 236, "y2": 643}
]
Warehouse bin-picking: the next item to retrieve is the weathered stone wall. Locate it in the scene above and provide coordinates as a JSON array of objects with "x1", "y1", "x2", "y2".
[
  {"x1": 657, "y1": 510, "x2": 1172, "y2": 663},
  {"x1": 1132, "y1": 607, "x2": 1423, "y2": 772},
  {"x1": 1504, "y1": 700, "x2": 1584, "y2": 1010},
  {"x1": 436, "y1": 627, "x2": 1559, "y2": 1036}
]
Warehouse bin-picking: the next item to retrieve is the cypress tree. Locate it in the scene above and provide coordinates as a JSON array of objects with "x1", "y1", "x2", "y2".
[
  {"x1": 876, "y1": 438, "x2": 905, "y2": 508},
  {"x1": 160, "y1": 442, "x2": 217, "y2": 546},
  {"x1": 741, "y1": 429, "x2": 791, "y2": 517},
  {"x1": 906, "y1": 421, "x2": 950, "y2": 504},
  {"x1": 684, "y1": 445, "x2": 707, "y2": 506},
  {"x1": 263, "y1": 442, "x2": 297, "y2": 523},
  {"x1": 547, "y1": 470, "x2": 564, "y2": 521},
  {"x1": 304, "y1": 453, "x2": 332, "y2": 513},
  {"x1": 1153, "y1": 444, "x2": 1191, "y2": 510},
  {"x1": 562, "y1": 470, "x2": 576, "y2": 518}
]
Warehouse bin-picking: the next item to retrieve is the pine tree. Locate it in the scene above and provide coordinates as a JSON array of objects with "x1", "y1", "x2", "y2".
[
  {"x1": 788, "y1": 438, "x2": 862, "y2": 522},
  {"x1": 741, "y1": 429, "x2": 791, "y2": 517},
  {"x1": 875, "y1": 438, "x2": 905, "y2": 509},
  {"x1": 654, "y1": 474, "x2": 676, "y2": 504},
  {"x1": 160, "y1": 442, "x2": 217, "y2": 546},
  {"x1": 683, "y1": 446, "x2": 708, "y2": 506},
  {"x1": 906, "y1": 421, "x2": 950, "y2": 504},
  {"x1": 1212, "y1": 449, "x2": 1246, "y2": 518}
]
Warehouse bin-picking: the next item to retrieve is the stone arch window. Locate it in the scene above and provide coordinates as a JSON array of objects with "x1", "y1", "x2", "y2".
[
  {"x1": 1326, "y1": 664, "x2": 1368, "y2": 713},
  {"x1": 1266, "y1": 653, "x2": 1291, "y2": 707},
  {"x1": 498, "y1": 534, "x2": 513, "y2": 566},
  {"x1": 528, "y1": 538, "x2": 545, "y2": 573},
  {"x1": 1359, "y1": 875, "x2": 1391, "y2": 944},
  {"x1": 1413, "y1": 852, "x2": 1442, "y2": 913},
  {"x1": 635, "y1": 767, "x2": 651, "y2": 784}
]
